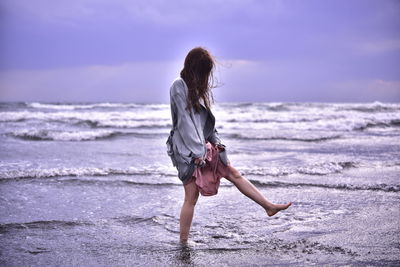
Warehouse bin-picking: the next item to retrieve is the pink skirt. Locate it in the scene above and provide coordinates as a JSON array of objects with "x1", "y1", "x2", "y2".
[{"x1": 192, "y1": 142, "x2": 230, "y2": 196}]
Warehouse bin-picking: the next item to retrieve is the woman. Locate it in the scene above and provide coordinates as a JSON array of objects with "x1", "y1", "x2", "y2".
[{"x1": 167, "y1": 47, "x2": 292, "y2": 243}]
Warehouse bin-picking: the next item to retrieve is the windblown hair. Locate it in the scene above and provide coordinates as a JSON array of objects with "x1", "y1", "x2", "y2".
[{"x1": 180, "y1": 47, "x2": 216, "y2": 112}]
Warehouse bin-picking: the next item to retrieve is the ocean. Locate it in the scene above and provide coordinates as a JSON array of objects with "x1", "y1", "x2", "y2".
[{"x1": 0, "y1": 101, "x2": 399, "y2": 266}]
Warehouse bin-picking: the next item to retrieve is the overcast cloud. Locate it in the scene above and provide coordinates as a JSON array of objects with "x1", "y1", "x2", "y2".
[{"x1": 0, "y1": 0, "x2": 399, "y2": 103}]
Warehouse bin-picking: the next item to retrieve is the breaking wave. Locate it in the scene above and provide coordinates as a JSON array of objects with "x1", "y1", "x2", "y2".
[
  {"x1": 335, "y1": 101, "x2": 400, "y2": 113},
  {"x1": 0, "y1": 161, "x2": 357, "y2": 181},
  {"x1": 75, "y1": 119, "x2": 171, "y2": 129},
  {"x1": 225, "y1": 133, "x2": 342, "y2": 142},
  {"x1": 0, "y1": 166, "x2": 176, "y2": 180},
  {"x1": 240, "y1": 161, "x2": 357, "y2": 176},
  {"x1": 2, "y1": 103, "x2": 400, "y2": 136},
  {"x1": 27, "y1": 102, "x2": 153, "y2": 110},
  {"x1": 226, "y1": 117, "x2": 325, "y2": 123},
  {"x1": 353, "y1": 119, "x2": 400, "y2": 130},
  {"x1": 9, "y1": 129, "x2": 162, "y2": 141},
  {"x1": 248, "y1": 180, "x2": 400, "y2": 192},
  {"x1": 1, "y1": 165, "x2": 397, "y2": 193},
  {"x1": 0, "y1": 111, "x2": 170, "y2": 124}
]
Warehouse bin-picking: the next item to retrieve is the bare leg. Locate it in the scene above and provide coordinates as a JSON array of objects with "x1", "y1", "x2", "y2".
[
  {"x1": 180, "y1": 178, "x2": 199, "y2": 242},
  {"x1": 224, "y1": 165, "x2": 292, "y2": 216}
]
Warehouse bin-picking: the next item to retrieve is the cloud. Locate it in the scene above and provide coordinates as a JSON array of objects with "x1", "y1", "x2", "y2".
[
  {"x1": 325, "y1": 79, "x2": 400, "y2": 102},
  {"x1": 214, "y1": 59, "x2": 400, "y2": 103},
  {"x1": 356, "y1": 39, "x2": 400, "y2": 55},
  {"x1": 0, "y1": 61, "x2": 183, "y2": 102},
  {"x1": 1, "y1": 59, "x2": 399, "y2": 103},
  {"x1": 1, "y1": 0, "x2": 285, "y2": 27},
  {"x1": 1, "y1": 0, "x2": 399, "y2": 102}
]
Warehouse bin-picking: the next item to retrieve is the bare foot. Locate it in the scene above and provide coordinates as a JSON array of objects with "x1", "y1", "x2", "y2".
[{"x1": 266, "y1": 202, "x2": 292, "y2": 217}]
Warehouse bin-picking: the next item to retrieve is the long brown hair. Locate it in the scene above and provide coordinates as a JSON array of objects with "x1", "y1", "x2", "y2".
[{"x1": 180, "y1": 47, "x2": 216, "y2": 112}]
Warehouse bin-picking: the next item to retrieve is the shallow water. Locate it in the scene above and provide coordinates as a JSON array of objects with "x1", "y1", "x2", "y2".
[{"x1": 0, "y1": 102, "x2": 399, "y2": 266}]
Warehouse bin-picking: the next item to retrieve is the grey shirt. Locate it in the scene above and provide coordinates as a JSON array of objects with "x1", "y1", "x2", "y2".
[{"x1": 166, "y1": 77, "x2": 229, "y2": 183}]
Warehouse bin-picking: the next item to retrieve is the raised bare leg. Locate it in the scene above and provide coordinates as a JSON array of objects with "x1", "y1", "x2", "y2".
[
  {"x1": 224, "y1": 165, "x2": 292, "y2": 216},
  {"x1": 180, "y1": 178, "x2": 199, "y2": 242}
]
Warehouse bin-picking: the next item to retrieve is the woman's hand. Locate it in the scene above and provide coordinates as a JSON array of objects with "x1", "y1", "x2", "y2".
[
  {"x1": 194, "y1": 157, "x2": 206, "y2": 167},
  {"x1": 216, "y1": 143, "x2": 226, "y2": 151}
]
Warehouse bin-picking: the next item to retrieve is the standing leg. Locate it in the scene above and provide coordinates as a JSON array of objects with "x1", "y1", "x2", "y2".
[
  {"x1": 224, "y1": 165, "x2": 292, "y2": 216},
  {"x1": 180, "y1": 178, "x2": 200, "y2": 242}
]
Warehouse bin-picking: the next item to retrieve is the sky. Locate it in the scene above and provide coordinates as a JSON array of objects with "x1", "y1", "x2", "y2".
[{"x1": 0, "y1": 0, "x2": 399, "y2": 103}]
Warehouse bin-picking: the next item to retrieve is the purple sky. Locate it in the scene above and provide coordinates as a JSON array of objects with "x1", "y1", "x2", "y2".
[{"x1": 0, "y1": 0, "x2": 399, "y2": 103}]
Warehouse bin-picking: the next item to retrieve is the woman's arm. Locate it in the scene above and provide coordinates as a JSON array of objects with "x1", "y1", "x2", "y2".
[{"x1": 208, "y1": 128, "x2": 223, "y2": 146}]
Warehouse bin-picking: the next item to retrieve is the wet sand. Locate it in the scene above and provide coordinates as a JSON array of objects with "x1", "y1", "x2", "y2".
[{"x1": 1, "y1": 171, "x2": 399, "y2": 266}]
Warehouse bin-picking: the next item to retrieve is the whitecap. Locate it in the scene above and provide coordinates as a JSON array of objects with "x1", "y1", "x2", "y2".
[{"x1": 10, "y1": 129, "x2": 120, "y2": 141}]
